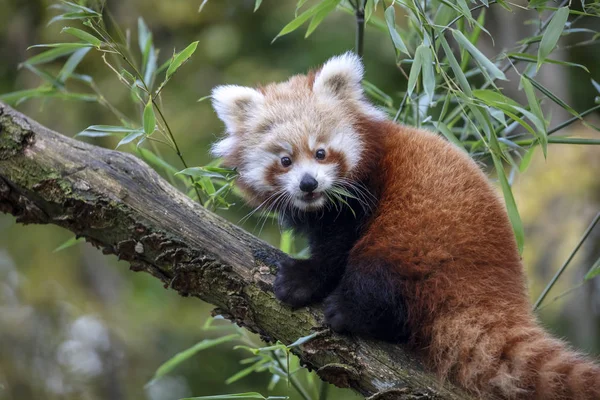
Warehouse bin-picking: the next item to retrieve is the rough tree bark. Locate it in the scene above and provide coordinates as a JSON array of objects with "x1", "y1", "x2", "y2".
[{"x1": 0, "y1": 102, "x2": 475, "y2": 400}]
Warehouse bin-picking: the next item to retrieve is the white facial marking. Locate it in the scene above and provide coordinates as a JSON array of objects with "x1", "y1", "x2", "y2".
[
  {"x1": 328, "y1": 127, "x2": 362, "y2": 171},
  {"x1": 241, "y1": 148, "x2": 279, "y2": 193}
]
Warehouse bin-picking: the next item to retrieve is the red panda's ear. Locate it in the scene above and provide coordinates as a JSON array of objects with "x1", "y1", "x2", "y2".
[
  {"x1": 313, "y1": 52, "x2": 364, "y2": 100},
  {"x1": 211, "y1": 85, "x2": 264, "y2": 134}
]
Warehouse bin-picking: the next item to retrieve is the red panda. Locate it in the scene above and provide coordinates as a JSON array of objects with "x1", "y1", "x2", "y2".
[{"x1": 211, "y1": 53, "x2": 600, "y2": 399}]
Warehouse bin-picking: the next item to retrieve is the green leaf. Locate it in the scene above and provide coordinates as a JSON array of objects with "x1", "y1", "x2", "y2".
[
  {"x1": 489, "y1": 144, "x2": 524, "y2": 254},
  {"x1": 137, "y1": 148, "x2": 183, "y2": 179},
  {"x1": 180, "y1": 392, "x2": 274, "y2": 399},
  {"x1": 522, "y1": 75, "x2": 579, "y2": 117},
  {"x1": 27, "y1": 43, "x2": 93, "y2": 49},
  {"x1": 53, "y1": 236, "x2": 83, "y2": 252},
  {"x1": 254, "y1": 0, "x2": 263, "y2": 12},
  {"x1": 279, "y1": 230, "x2": 294, "y2": 254},
  {"x1": 362, "y1": 80, "x2": 393, "y2": 107},
  {"x1": 519, "y1": 146, "x2": 536, "y2": 173},
  {"x1": 61, "y1": 27, "x2": 101, "y2": 47},
  {"x1": 537, "y1": 7, "x2": 569, "y2": 72},
  {"x1": 225, "y1": 360, "x2": 268, "y2": 385},
  {"x1": 452, "y1": 29, "x2": 506, "y2": 81},
  {"x1": 440, "y1": 36, "x2": 472, "y2": 96},
  {"x1": 0, "y1": 88, "x2": 97, "y2": 105},
  {"x1": 507, "y1": 52, "x2": 589, "y2": 72},
  {"x1": 143, "y1": 100, "x2": 156, "y2": 135},
  {"x1": 177, "y1": 167, "x2": 229, "y2": 180},
  {"x1": 58, "y1": 47, "x2": 92, "y2": 83},
  {"x1": 47, "y1": 11, "x2": 100, "y2": 26},
  {"x1": 584, "y1": 256, "x2": 600, "y2": 281},
  {"x1": 21, "y1": 64, "x2": 64, "y2": 89},
  {"x1": 421, "y1": 46, "x2": 435, "y2": 104},
  {"x1": 384, "y1": 6, "x2": 410, "y2": 56},
  {"x1": 287, "y1": 331, "x2": 318, "y2": 348},
  {"x1": 305, "y1": 0, "x2": 340, "y2": 38},
  {"x1": 520, "y1": 75, "x2": 547, "y2": 156},
  {"x1": 407, "y1": 45, "x2": 424, "y2": 97},
  {"x1": 274, "y1": 2, "x2": 325, "y2": 40},
  {"x1": 472, "y1": 89, "x2": 521, "y2": 108},
  {"x1": 57, "y1": 1, "x2": 100, "y2": 15},
  {"x1": 116, "y1": 131, "x2": 145, "y2": 148},
  {"x1": 435, "y1": 121, "x2": 465, "y2": 151},
  {"x1": 166, "y1": 41, "x2": 199, "y2": 80},
  {"x1": 79, "y1": 125, "x2": 141, "y2": 134},
  {"x1": 592, "y1": 79, "x2": 600, "y2": 94},
  {"x1": 138, "y1": 18, "x2": 151, "y2": 57},
  {"x1": 150, "y1": 334, "x2": 240, "y2": 384},
  {"x1": 24, "y1": 44, "x2": 89, "y2": 65}
]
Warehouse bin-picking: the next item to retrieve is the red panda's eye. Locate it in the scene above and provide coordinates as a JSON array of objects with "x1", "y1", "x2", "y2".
[
  {"x1": 315, "y1": 149, "x2": 326, "y2": 160},
  {"x1": 281, "y1": 157, "x2": 292, "y2": 167}
]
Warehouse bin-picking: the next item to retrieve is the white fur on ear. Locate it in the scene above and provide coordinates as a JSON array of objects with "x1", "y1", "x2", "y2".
[
  {"x1": 313, "y1": 52, "x2": 364, "y2": 99},
  {"x1": 211, "y1": 85, "x2": 264, "y2": 133},
  {"x1": 314, "y1": 52, "x2": 387, "y2": 120}
]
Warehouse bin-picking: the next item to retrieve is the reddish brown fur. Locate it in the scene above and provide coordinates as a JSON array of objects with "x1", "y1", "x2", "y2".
[
  {"x1": 350, "y1": 117, "x2": 600, "y2": 399},
  {"x1": 213, "y1": 58, "x2": 600, "y2": 398}
]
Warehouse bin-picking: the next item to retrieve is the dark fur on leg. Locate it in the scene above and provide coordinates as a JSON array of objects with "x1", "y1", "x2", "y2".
[
  {"x1": 274, "y1": 256, "x2": 343, "y2": 308},
  {"x1": 323, "y1": 260, "x2": 410, "y2": 343},
  {"x1": 275, "y1": 197, "x2": 372, "y2": 308}
]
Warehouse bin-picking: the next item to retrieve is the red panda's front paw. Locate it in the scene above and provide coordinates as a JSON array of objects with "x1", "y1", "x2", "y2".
[
  {"x1": 273, "y1": 258, "x2": 326, "y2": 308},
  {"x1": 323, "y1": 294, "x2": 351, "y2": 334}
]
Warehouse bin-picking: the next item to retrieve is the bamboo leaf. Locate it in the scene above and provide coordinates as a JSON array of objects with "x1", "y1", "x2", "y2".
[
  {"x1": 143, "y1": 100, "x2": 156, "y2": 134},
  {"x1": 407, "y1": 45, "x2": 425, "y2": 97},
  {"x1": 61, "y1": 27, "x2": 101, "y2": 47},
  {"x1": 435, "y1": 121, "x2": 465, "y2": 150},
  {"x1": 287, "y1": 331, "x2": 319, "y2": 348},
  {"x1": 53, "y1": 236, "x2": 83, "y2": 252},
  {"x1": 116, "y1": 131, "x2": 145, "y2": 148},
  {"x1": 452, "y1": 29, "x2": 506, "y2": 81},
  {"x1": 362, "y1": 80, "x2": 393, "y2": 108},
  {"x1": 523, "y1": 75, "x2": 579, "y2": 117},
  {"x1": 305, "y1": 0, "x2": 340, "y2": 38},
  {"x1": 519, "y1": 146, "x2": 536, "y2": 173},
  {"x1": 166, "y1": 41, "x2": 199, "y2": 80},
  {"x1": 421, "y1": 46, "x2": 435, "y2": 104},
  {"x1": 180, "y1": 393, "x2": 270, "y2": 400},
  {"x1": 507, "y1": 52, "x2": 589, "y2": 72},
  {"x1": 520, "y1": 76, "x2": 548, "y2": 157},
  {"x1": 58, "y1": 47, "x2": 92, "y2": 83},
  {"x1": 491, "y1": 150, "x2": 524, "y2": 254},
  {"x1": 225, "y1": 361, "x2": 268, "y2": 385},
  {"x1": 274, "y1": 2, "x2": 324, "y2": 40},
  {"x1": 440, "y1": 36, "x2": 472, "y2": 96},
  {"x1": 384, "y1": 6, "x2": 410, "y2": 56},
  {"x1": 537, "y1": 7, "x2": 569, "y2": 71},
  {"x1": 24, "y1": 44, "x2": 89, "y2": 65},
  {"x1": 254, "y1": 0, "x2": 263, "y2": 11},
  {"x1": 150, "y1": 334, "x2": 240, "y2": 384},
  {"x1": 57, "y1": 1, "x2": 100, "y2": 15},
  {"x1": 584, "y1": 256, "x2": 600, "y2": 281},
  {"x1": 47, "y1": 12, "x2": 100, "y2": 26}
]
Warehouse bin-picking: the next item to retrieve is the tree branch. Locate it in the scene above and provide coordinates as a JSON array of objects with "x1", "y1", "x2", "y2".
[{"x1": 0, "y1": 102, "x2": 473, "y2": 400}]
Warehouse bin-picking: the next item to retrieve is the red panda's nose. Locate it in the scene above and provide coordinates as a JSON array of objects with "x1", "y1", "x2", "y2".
[{"x1": 299, "y1": 174, "x2": 318, "y2": 193}]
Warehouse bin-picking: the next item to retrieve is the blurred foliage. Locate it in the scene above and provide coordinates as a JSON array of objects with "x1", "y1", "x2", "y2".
[{"x1": 1, "y1": 0, "x2": 600, "y2": 400}]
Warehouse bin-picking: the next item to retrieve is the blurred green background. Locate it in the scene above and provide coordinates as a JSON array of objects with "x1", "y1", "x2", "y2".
[{"x1": 0, "y1": 1, "x2": 599, "y2": 400}]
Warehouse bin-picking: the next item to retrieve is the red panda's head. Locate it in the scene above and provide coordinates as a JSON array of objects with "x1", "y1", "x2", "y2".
[{"x1": 211, "y1": 52, "x2": 386, "y2": 211}]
